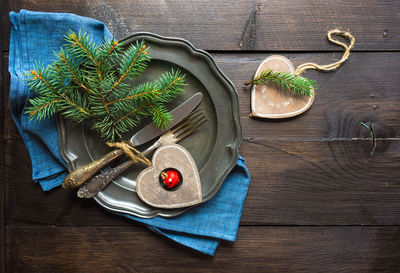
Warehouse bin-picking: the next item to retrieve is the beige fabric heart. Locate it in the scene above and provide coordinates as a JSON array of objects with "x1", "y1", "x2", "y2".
[{"x1": 136, "y1": 144, "x2": 202, "y2": 209}]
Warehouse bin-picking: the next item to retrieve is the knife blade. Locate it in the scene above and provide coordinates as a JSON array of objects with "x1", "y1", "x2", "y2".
[
  {"x1": 130, "y1": 92, "x2": 203, "y2": 146},
  {"x1": 62, "y1": 92, "x2": 203, "y2": 189}
]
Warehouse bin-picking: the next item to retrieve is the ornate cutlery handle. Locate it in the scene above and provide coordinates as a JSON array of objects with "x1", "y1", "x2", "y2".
[
  {"x1": 76, "y1": 108, "x2": 207, "y2": 197},
  {"x1": 77, "y1": 160, "x2": 134, "y2": 198},
  {"x1": 77, "y1": 140, "x2": 162, "y2": 198},
  {"x1": 62, "y1": 149, "x2": 124, "y2": 189}
]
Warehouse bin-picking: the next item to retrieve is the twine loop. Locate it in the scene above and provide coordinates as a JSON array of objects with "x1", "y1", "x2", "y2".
[
  {"x1": 106, "y1": 142, "x2": 152, "y2": 167},
  {"x1": 295, "y1": 29, "x2": 355, "y2": 76}
]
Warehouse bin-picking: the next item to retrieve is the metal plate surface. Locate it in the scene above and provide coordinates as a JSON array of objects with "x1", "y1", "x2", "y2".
[{"x1": 58, "y1": 32, "x2": 242, "y2": 218}]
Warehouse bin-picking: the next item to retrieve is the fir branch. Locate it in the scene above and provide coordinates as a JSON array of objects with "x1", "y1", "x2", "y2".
[
  {"x1": 115, "y1": 103, "x2": 148, "y2": 124},
  {"x1": 98, "y1": 40, "x2": 121, "y2": 63},
  {"x1": 58, "y1": 50, "x2": 93, "y2": 94},
  {"x1": 25, "y1": 30, "x2": 186, "y2": 142},
  {"x1": 244, "y1": 69, "x2": 316, "y2": 97},
  {"x1": 25, "y1": 68, "x2": 92, "y2": 120},
  {"x1": 95, "y1": 104, "x2": 146, "y2": 141},
  {"x1": 58, "y1": 91, "x2": 92, "y2": 122},
  {"x1": 109, "y1": 69, "x2": 186, "y2": 137},
  {"x1": 26, "y1": 97, "x2": 61, "y2": 120},
  {"x1": 105, "y1": 86, "x2": 158, "y2": 107},
  {"x1": 26, "y1": 68, "x2": 58, "y2": 95},
  {"x1": 156, "y1": 69, "x2": 186, "y2": 102},
  {"x1": 65, "y1": 30, "x2": 98, "y2": 66},
  {"x1": 149, "y1": 103, "x2": 171, "y2": 128},
  {"x1": 106, "y1": 69, "x2": 185, "y2": 107},
  {"x1": 110, "y1": 40, "x2": 150, "y2": 92}
]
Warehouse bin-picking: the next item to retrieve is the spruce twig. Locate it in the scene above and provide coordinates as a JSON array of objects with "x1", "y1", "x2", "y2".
[
  {"x1": 244, "y1": 69, "x2": 316, "y2": 97},
  {"x1": 25, "y1": 30, "x2": 186, "y2": 142}
]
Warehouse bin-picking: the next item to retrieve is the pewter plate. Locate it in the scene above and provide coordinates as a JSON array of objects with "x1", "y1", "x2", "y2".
[{"x1": 57, "y1": 32, "x2": 241, "y2": 218}]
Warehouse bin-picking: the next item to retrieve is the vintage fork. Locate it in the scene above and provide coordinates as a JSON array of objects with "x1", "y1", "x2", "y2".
[{"x1": 77, "y1": 110, "x2": 208, "y2": 198}]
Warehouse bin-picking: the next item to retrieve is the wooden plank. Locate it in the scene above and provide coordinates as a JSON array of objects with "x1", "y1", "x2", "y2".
[
  {"x1": 3, "y1": 51, "x2": 400, "y2": 226},
  {"x1": 4, "y1": 137, "x2": 131, "y2": 227},
  {"x1": 0, "y1": 228, "x2": 4, "y2": 273},
  {"x1": 1, "y1": 42, "x2": 6, "y2": 273},
  {"x1": 5, "y1": 137, "x2": 400, "y2": 226},
  {"x1": 240, "y1": 139, "x2": 400, "y2": 225},
  {"x1": 4, "y1": 52, "x2": 400, "y2": 141},
  {"x1": 3, "y1": 0, "x2": 400, "y2": 51},
  {"x1": 1, "y1": 51, "x2": 5, "y2": 227},
  {"x1": 6, "y1": 226, "x2": 400, "y2": 272},
  {"x1": 2, "y1": 55, "x2": 15, "y2": 141},
  {"x1": 2, "y1": 52, "x2": 122, "y2": 226},
  {"x1": 2, "y1": 48, "x2": 131, "y2": 227},
  {"x1": 214, "y1": 52, "x2": 400, "y2": 140}
]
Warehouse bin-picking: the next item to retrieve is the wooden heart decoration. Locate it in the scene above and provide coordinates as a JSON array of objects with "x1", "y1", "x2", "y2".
[
  {"x1": 250, "y1": 55, "x2": 314, "y2": 119},
  {"x1": 136, "y1": 144, "x2": 202, "y2": 209}
]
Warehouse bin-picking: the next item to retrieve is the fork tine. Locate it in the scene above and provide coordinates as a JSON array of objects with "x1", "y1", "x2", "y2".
[
  {"x1": 170, "y1": 108, "x2": 203, "y2": 134},
  {"x1": 174, "y1": 112, "x2": 206, "y2": 138},
  {"x1": 171, "y1": 109, "x2": 205, "y2": 134},
  {"x1": 175, "y1": 116, "x2": 208, "y2": 141}
]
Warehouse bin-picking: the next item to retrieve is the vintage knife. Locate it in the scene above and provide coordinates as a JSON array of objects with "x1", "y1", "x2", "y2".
[{"x1": 62, "y1": 92, "x2": 203, "y2": 188}]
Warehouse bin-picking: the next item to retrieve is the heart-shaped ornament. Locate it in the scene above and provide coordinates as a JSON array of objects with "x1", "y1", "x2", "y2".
[
  {"x1": 136, "y1": 144, "x2": 202, "y2": 209},
  {"x1": 250, "y1": 55, "x2": 314, "y2": 119}
]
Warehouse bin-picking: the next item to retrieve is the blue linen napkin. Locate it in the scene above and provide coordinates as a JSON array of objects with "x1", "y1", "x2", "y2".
[{"x1": 9, "y1": 9, "x2": 250, "y2": 256}]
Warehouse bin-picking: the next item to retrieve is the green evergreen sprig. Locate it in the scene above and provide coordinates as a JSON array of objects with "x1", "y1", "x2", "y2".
[
  {"x1": 25, "y1": 30, "x2": 186, "y2": 142},
  {"x1": 244, "y1": 69, "x2": 316, "y2": 97}
]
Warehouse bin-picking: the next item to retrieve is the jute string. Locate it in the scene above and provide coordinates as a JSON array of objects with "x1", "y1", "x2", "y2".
[
  {"x1": 107, "y1": 142, "x2": 169, "y2": 178},
  {"x1": 107, "y1": 142, "x2": 152, "y2": 167},
  {"x1": 295, "y1": 29, "x2": 355, "y2": 76}
]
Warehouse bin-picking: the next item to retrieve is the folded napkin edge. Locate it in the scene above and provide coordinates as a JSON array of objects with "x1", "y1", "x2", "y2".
[{"x1": 147, "y1": 226, "x2": 219, "y2": 256}]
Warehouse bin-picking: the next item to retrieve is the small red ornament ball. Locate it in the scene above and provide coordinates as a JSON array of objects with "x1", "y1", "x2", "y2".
[{"x1": 162, "y1": 170, "x2": 180, "y2": 189}]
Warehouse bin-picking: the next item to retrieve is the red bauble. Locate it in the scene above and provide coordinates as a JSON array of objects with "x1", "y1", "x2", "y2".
[{"x1": 162, "y1": 170, "x2": 180, "y2": 189}]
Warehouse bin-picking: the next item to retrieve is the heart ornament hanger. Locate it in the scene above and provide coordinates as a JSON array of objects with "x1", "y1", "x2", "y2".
[
  {"x1": 136, "y1": 144, "x2": 202, "y2": 209},
  {"x1": 250, "y1": 55, "x2": 314, "y2": 119},
  {"x1": 249, "y1": 29, "x2": 355, "y2": 119}
]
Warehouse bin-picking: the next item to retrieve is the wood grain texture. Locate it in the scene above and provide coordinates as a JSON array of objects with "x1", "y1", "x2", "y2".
[
  {"x1": 1, "y1": 43, "x2": 6, "y2": 273},
  {"x1": 3, "y1": 52, "x2": 400, "y2": 226},
  {"x1": 1, "y1": 49, "x2": 4, "y2": 226},
  {"x1": 4, "y1": 136, "x2": 133, "y2": 227},
  {"x1": 3, "y1": 52, "x2": 400, "y2": 141},
  {"x1": 2, "y1": 49, "x2": 128, "y2": 226},
  {"x1": 240, "y1": 139, "x2": 400, "y2": 225},
  {"x1": 215, "y1": 52, "x2": 400, "y2": 140},
  {"x1": 0, "y1": 228, "x2": 4, "y2": 273},
  {"x1": 5, "y1": 137, "x2": 400, "y2": 226},
  {"x1": 2, "y1": 55, "x2": 14, "y2": 141},
  {"x1": 3, "y1": 0, "x2": 400, "y2": 51},
  {"x1": 2, "y1": 2, "x2": 400, "y2": 270},
  {"x1": 6, "y1": 226, "x2": 400, "y2": 272}
]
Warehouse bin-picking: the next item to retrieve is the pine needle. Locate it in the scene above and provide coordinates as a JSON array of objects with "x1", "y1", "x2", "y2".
[
  {"x1": 24, "y1": 30, "x2": 186, "y2": 142},
  {"x1": 244, "y1": 69, "x2": 316, "y2": 97}
]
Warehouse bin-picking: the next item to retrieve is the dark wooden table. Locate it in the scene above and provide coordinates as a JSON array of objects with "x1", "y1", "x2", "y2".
[{"x1": 2, "y1": 1, "x2": 400, "y2": 272}]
